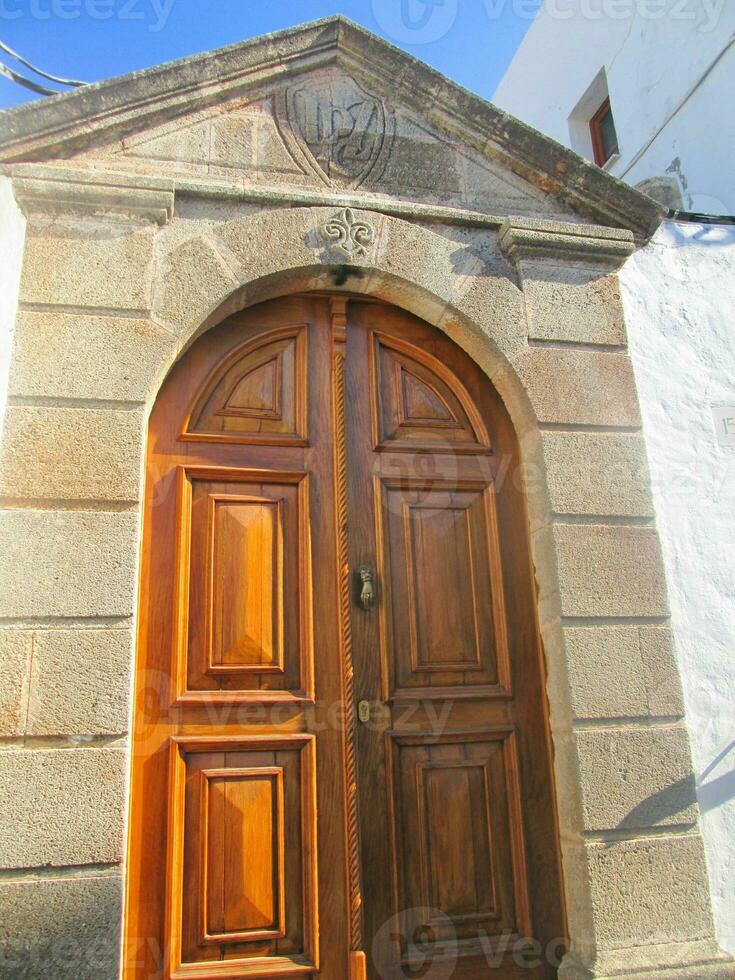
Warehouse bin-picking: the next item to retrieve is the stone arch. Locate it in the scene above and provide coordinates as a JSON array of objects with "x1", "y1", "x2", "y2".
[
  {"x1": 149, "y1": 207, "x2": 561, "y2": 639},
  {"x1": 2, "y1": 188, "x2": 721, "y2": 977},
  {"x1": 143, "y1": 204, "x2": 593, "y2": 951},
  {"x1": 152, "y1": 208, "x2": 533, "y2": 424},
  {"x1": 150, "y1": 207, "x2": 553, "y2": 557}
]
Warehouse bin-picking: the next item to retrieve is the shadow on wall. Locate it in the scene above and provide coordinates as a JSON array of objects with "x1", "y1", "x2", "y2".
[
  {"x1": 617, "y1": 774, "x2": 698, "y2": 832},
  {"x1": 698, "y1": 740, "x2": 735, "y2": 815},
  {"x1": 614, "y1": 740, "x2": 735, "y2": 837}
]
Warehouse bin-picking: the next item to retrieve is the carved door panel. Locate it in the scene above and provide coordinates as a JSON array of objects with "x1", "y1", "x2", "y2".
[
  {"x1": 124, "y1": 296, "x2": 349, "y2": 979},
  {"x1": 125, "y1": 294, "x2": 564, "y2": 980},
  {"x1": 343, "y1": 302, "x2": 565, "y2": 979}
]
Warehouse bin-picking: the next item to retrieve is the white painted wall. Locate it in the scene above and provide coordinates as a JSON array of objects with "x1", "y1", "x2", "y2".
[
  {"x1": 0, "y1": 177, "x2": 26, "y2": 442},
  {"x1": 620, "y1": 221, "x2": 735, "y2": 953},
  {"x1": 494, "y1": 3, "x2": 735, "y2": 953},
  {"x1": 493, "y1": 0, "x2": 735, "y2": 213}
]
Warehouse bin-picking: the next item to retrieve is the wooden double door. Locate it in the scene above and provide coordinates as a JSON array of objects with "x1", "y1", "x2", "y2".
[{"x1": 124, "y1": 294, "x2": 565, "y2": 980}]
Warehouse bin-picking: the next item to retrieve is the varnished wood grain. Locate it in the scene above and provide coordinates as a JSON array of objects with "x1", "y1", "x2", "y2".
[
  {"x1": 186, "y1": 325, "x2": 308, "y2": 445},
  {"x1": 123, "y1": 294, "x2": 565, "y2": 980},
  {"x1": 123, "y1": 297, "x2": 348, "y2": 979},
  {"x1": 345, "y1": 300, "x2": 566, "y2": 979},
  {"x1": 330, "y1": 296, "x2": 364, "y2": 965}
]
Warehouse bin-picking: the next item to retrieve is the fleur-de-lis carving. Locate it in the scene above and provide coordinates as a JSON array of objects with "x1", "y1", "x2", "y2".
[{"x1": 322, "y1": 208, "x2": 375, "y2": 257}]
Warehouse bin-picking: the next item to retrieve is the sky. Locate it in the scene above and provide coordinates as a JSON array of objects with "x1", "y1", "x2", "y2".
[{"x1": 0, "y1": 0, "x2": 543, "y2": 111}]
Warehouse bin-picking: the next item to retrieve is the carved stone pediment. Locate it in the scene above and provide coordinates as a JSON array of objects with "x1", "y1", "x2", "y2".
[
  {"x1": 59, "y1": 68, "x2": 557, "y2": 218},
  {"x1": 0, "y1": 16, "x2": 665, "y2": 237}
]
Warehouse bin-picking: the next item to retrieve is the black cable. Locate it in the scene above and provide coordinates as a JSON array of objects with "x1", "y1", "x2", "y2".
[
  {"x1": 0, "y1": 39, "x2": 84, "y2": 86},
  {"x1": 0, "y1": 60, "x2": 59, "y2": 96},
  {"x1": 668, "y1": 209, "x2": 735, "y2": 226}
]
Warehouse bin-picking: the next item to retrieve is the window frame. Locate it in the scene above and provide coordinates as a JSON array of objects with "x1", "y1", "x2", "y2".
[{"x1": 589, "y1": 96, "x2": 619, "y2": 166}]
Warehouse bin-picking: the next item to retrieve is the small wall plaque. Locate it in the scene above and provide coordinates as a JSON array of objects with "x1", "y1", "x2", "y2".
[{"x1": 711, "y1": 404, "x2": 735, "y2": 446}]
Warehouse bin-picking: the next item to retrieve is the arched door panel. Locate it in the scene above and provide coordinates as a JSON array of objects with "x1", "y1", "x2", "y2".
[{"x1": 123, "y1": 295, "x2": 565, "y2": 980}]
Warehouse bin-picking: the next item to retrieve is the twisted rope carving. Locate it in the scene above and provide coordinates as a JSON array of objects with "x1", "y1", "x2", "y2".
[{"x1": 333, "y1": 346, "x2": 364, "y2": 953}]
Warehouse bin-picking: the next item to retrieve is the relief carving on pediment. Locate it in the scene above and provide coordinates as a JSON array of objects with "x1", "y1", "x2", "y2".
[{"x1": 274, "y1": 73, "x2": 395, "y2": 189}]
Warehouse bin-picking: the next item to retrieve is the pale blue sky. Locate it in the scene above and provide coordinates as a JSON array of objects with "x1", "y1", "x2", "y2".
[{"x1": 0, "y1": 0, "x2": 542, "y2": 111}]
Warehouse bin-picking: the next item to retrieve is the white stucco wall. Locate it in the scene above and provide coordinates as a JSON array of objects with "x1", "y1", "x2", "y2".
[
  {"x1": 620, "y1": 220, "x2": 735, "y2": 953},
  {"x1": 493, "y1": 0, "x2": 735, "y2": 212},
  {"x1": 0, "y1": 177, "x2": 26, "y2": 441},
  {"x1": 494, "y1": 4, "x2": 735, "y2": 953}
]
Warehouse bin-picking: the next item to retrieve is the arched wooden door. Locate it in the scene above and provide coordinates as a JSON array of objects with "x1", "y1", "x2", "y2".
[{"x1": 123, "y1": 294, "x2": 565, "y2": 980}]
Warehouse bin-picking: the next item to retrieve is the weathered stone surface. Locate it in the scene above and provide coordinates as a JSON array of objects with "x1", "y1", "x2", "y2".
[
  {"x1": 153, "y1": 233, "x2": 239, "y2": 333},
  {"x1": 0, "y1": 16, "x2": 717, "y2": 979},
  {"x1": 499, "y1": 217, "x2": 636, "y2": 264},
  {"x1": 0, "y1": 628, "x2": 135, "y2": 738},
  {"x1": 0, "y1": 511, "x2": 137, "y2": 618},
  {"x1": 561, "y1": 940, "x2": 734, "y2": 979},
  {"x1": 586, "y1": 834, "x2": 714, "y2": 949},
  {"x1": 521, "y1": 261, "x2": 627, "y2": 345},
  {"x1": 214, "y1": 206, "x2": 320, "y2": 280},
  {"x1": 511, "y1": 348, "x2": 641, "y2": 427},
  {"x1": 564, "y1": 626, "x2": 685, "y2": 720},
  {"x1": 9, "y1": 311, "x2": 176, "y2": 402},
  {"x1": 0, "y1": 873, "x2": 121, "y2": 979},
  {"x1": 378, "y1": 213, "x2": 463, "y2": 313},
  {"x1": 0, "y1": 406, "x2": 144, "y2": 501},
  {"x1": 554, "y1": 524, "x2": 668, "y2": 618},
  {"x1": 640, "y1": 628, "x2": 686, "y2": 717},
  {"x1": 530, "y1": 522, "x2": 560, "y2": 601},
  {"x1": 12, "y1": 168, "x2": 174, "y2": 225},
  {"x1": 0, "y1": 631, "x2": 30, "y2": 737},
  {"x1": 431, "y1": 229, "x2": 529, "y2": 364},
  {"x1": 0, "y1": 17, "x2": 664, "y2": 237},
  {"x1": 0, "y1": 747, "x2": 126, "y2": 868},
  {"x1": 542, "y1": 431, "x2": 653, "y2": 517},
  {"x1": 20, "y1": 219, "x2": 154, "y2": 311},
  {"x1": 576, "y1": 726, "x2": 698, "y2": 831},
  {"x1": 27, "y1": 629, "x2": 132, "y2": 736}
]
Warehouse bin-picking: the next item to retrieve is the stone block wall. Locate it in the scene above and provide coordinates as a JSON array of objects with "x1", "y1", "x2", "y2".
[
  {"x1": 0, "y1": 187, "x2": 165, "y2": 977},
  {"x1": 0, "y1": 174, "x2": 729, "y2": 979}
]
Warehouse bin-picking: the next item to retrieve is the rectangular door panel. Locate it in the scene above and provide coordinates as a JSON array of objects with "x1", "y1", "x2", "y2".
[
  {"x1": 166, "y1": 735, "x2": 318, "y2": 979},
  {"x1": 209, "y1": 496, "x2": 282, "y2": 672},
  {"x1": 377, "y1": 478, "x2": 511, "y2": 700},
  {"x1": 203, "y1": 767, "x2": 284, "y2": 943},
  {"x1": 386, "y1": 729, "x2": 531, "y2": 956},
  {"x1": 173, "y1": 466, "x2": 313, "y2": 704}
]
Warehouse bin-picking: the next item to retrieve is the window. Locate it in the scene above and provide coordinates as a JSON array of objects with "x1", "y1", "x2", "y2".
[
  {"x1": 568, "y1": 69, "x2": 621, "y2": 167},
  {"x1": 589, "y1": 97, "x2": 619, "y2": 166}
]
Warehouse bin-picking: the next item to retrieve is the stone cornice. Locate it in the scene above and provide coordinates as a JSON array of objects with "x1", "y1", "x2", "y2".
[
  {"x1": 499, "y1": 217, "x2": 635, "y2": 267},
  {"x1": 5, "y1": 162, "x2": 609, "y2": 234},
  {"x1": 9, "y1": 166, "x2": 174, "y2": 224},
  {"x1": 0, "y1": 17, "x2": 666, "y2": 242}
]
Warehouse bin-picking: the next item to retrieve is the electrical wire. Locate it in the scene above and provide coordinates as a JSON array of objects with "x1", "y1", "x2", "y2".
[
  {"x1": 668, "y1": 209, "x2": 735, "y2": 226},
  {"x1": 0, "y1": 59, "x2": 59, "y2": 96},
  {"x1": 620, "y1": 33, "x2": 735, "y2": 180},
  {"x1": 0, "y1": 39, "x2": 84, "y2": 87}
]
